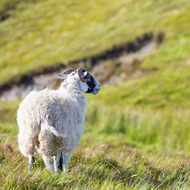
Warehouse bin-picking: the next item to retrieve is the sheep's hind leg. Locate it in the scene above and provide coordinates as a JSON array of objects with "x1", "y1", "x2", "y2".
[
  {"x1": 53, "y1": 150, "x2": 63, "y2": 173},
  {"x1": 39, "y1": 129, "x2": 55, "y2": 172},
  {"x1": 42, "y1": 155, "x2": 54, "y2": 172},
  {"x1": 63, "y1": 151, "x2": 73, "y2": 173},
  {"x1": 28, "y1": 155, "x2": 35, "y2": 172}
]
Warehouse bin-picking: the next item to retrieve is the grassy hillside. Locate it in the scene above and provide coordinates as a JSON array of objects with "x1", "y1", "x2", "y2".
[
  {"x1": 0, "y1": 0, "x2": 189, "y2": 87},
  {"x1": 1, "y1": 0, "x2": 190, "y2": 189}
]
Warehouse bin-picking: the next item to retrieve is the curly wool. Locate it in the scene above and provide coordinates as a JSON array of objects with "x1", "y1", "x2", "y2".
[{"x1": 17, "y1": 86, "x2": 87, "y2": 158}]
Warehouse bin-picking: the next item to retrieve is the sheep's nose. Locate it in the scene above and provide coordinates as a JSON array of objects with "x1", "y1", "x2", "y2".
[{"x1": 96, "y1": 85, "x2": 100, "y2": 90}]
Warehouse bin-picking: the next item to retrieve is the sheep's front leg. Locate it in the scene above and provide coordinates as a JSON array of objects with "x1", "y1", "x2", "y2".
[
  {"x1": 63, "y1": 151, "x2": 73, "y2": 173},
  {"x1": 28, "y1": 155, "x2": 35, "y2": 172},
  {"x1": 42, "y1": 155, "x2": 54, "y2": 172},
  {"x1": 53, "y1": 150, "x2": 63, "y2": 173}
]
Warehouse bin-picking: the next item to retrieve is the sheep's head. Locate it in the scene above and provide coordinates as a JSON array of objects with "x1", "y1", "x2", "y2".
[{"x1": 57, "y1": 68, "x2": 100, "y2": 95}]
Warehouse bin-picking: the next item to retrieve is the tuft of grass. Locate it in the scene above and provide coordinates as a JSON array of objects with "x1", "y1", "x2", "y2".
[
  {"x1": 1, "y1": 135, "x2": 190, "y2": 189},
  {"x1": 83, "y1": 102, "x2": 190, "y2": 156}
]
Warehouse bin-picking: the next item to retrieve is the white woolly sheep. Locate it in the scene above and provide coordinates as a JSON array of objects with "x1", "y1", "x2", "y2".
[{"x1": 17, "y1": 68, "x2": 100, "y2": 173}]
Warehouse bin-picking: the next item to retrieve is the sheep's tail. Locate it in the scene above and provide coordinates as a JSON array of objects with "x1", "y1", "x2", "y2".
[
  {"x1": 41, "y1": 119, "x2": 73, "y2": 151},
  {"x1": 41, "y1": 120, "x2": 67, "y2": 139}
]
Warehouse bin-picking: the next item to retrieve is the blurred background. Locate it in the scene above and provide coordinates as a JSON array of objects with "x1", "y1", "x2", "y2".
[{"x1": 1, "y1": 0, "x2": 190, "y2": 188}]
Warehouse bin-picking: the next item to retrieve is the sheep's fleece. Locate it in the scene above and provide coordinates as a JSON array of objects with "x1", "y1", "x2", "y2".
[{"x1": 17, "y1": 68, "x2": 100, "y2": 172}]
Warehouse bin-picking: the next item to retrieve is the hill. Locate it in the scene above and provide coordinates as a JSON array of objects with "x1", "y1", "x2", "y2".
[{"x1": 1, "y1": 0, "x2": 190, "y2": 189}]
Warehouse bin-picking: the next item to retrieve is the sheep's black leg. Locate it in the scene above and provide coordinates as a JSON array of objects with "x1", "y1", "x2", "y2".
[
  {"x1": 28, "y1": 155, "x2": 35, "y2": 171},
  {"x1": 53, "y1": 150, "x2": 63, "y2": 172},
  {"x1": 57, "y1": 151, "x2": 63, "y2": 171}
]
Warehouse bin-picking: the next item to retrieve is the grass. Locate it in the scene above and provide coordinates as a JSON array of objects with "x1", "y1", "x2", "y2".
[
  {"x1": 1, "y1": 0, "x2": 190, "y2": 189},
  {"x1": 1, "y1": 99, "x2": 190, "y2": 155},
  {"x1": 1, "y1": 136, "x2": 190, "y2": 189},
  {"x1": 1, "y1": 98, "x2": 190, "y2": 188},
  {"x1": 0, "y1": 0, "x2": 190, "y2": 88},
  {"x1": 83, "y1": 102, "x2": 190, "y2": 155}
]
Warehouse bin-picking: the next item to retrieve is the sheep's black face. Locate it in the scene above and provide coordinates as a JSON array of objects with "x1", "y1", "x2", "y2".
[
  {"x1": 78, "y1": 69, "x2": 100, "y2": 95},
  {"x1": 57, "y1": 68, "x2": 100, "y2": 95},
  {"x1": 86, "y1": 75, "x2": 100, "y2": 95}
]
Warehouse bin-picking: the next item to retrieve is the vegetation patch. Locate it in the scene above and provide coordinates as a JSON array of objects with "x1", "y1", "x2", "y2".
[
  {"x1": 0, "y1": 0, "x2": 38, "y2": 22},
  {"x1": 1, "y1": 0, "x2": 190, "y2": 189},
  {"x1": 1, "y1": 136, "x2": 190, "y2": 189}
]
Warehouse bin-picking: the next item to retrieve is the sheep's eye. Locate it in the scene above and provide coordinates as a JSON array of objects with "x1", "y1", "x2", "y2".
[
  {"x1": 86, "y1": 73, "x2": 90, "y2": 78},
  {"x1": 83, "y1": 71, "x2": 90, "y2": 79}
]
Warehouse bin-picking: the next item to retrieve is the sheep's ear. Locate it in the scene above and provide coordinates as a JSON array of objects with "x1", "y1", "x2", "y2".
[{"x1": 56, "y1": 74, "x2": 67, "y2": 80}]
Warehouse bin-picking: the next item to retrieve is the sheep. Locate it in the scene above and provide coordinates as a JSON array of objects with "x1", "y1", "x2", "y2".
[{"x1": 17, "y1": 68, "x2": 100, "y2": 173}]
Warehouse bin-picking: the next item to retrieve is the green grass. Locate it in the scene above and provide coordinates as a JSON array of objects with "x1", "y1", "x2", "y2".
[
  {"x1": 1, "y1": 0, "x2": 190, "y2": 189},
  {"x1": 1, "y1": 98, "x2": 190, "y2": 189},
  {"x1": 1, "y1": 98, "x2": 190, "y2": 155},
  {"x1": 1, "y1": 136, "x2": 190, "y2": 189},
  {"x1": 83, "y1": 102, "x2": 190, "y2": 155},
  {"x1": 0, "y1": 0, "x2": 190, "y2": 88}
]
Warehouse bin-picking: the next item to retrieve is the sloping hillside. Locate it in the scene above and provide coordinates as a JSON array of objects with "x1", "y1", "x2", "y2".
[
  {"x1": 0, "y1": 0, "x2": 189, "y2": 90},
  {"x1": 1, "y1": 0, "x2": 190, "y2": 189}
]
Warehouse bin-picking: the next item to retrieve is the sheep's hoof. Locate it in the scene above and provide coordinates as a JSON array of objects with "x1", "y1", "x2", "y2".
[
  {"x1": 28, "y1": 163, "x2": 35, "y2": 173},
  {"x1": 28, "y1": 163, "x2": 32, "y2": 171}
]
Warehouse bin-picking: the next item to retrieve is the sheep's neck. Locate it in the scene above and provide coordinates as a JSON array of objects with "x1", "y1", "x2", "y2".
[
  {"x1": 69, "y1": 92, "x2": 87, "y2": 111},
  {"x1": 58, "y1": 87, "x2": 87, "y2": 111}
]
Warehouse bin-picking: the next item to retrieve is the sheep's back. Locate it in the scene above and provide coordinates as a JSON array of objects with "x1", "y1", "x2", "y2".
[
  {"x1": 42, "y1": 91, "x2": 85, "y2": 148},
  {"x1": 17, "y1": 89, "x2": 85, "y2": 149}
]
